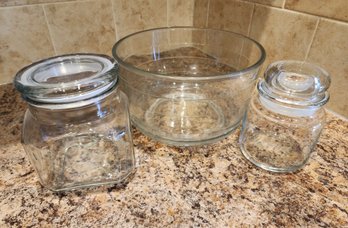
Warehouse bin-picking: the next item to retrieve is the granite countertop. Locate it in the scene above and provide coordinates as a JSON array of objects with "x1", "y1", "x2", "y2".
[{"x1": 0, "y1": 83, "x2": 347, "y2": 227}]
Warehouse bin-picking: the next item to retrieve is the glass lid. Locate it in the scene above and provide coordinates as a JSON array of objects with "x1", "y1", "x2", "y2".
[
  {"x1": 258, "y1": 60, "x2": 331, "y2": 108},
  {"x1": 14, "y1": 53, "x2": 117, "y2": 104}
]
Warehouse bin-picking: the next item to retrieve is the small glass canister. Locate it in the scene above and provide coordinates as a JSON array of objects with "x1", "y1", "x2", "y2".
[
  {"x1": 239, "y1": 60, "x2": 330, "y2": 172},
  {"x1": 14, "y1": 54, "x2": 135, "y2": 191}
]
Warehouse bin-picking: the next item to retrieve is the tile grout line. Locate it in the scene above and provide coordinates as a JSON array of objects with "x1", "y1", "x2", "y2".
[
  {"x1": 304, "y1": 18, "x2": 320, "y2": 61},
  {"x1": 166, "y1": 0, "x2": 171, "y2": 44},
  {"x1": 325, "y1": 109, "x2": 348, "y2": 122},
  {"x1": 228, "y1": 0, "x2": 348, "y2": 24},
  {"x1": 247, "y1": 3, "x2": 255, "y2": 36},
  {"x1": 251, "y1": 1, "x2": 347, "y2": 23},
  {"x1": 0, "y1": 0, "x2": 90, "y2": 8},
  {"x1": 166, "y1": 0, "x2": 169, "y2": 27},
  {"x1": 249, "y1": 2, "x2": 300, "y2": 14},
  {"x1": 42, "y1": 5, "x2": 57, "y2": 55},
  {"x1": 205, "y1": 0, "x2": 210, "y2": 27},
  {"x1": 319, "y1": 16, "x2": 348, "y2": 25},
  {"x1": 237, "y1": 3, "x2": 255, "y2": 69},
  {"x1": 190, "y1": 0, "x2": 194, "y2": 26},
  {"x1": 110, "y1": 0, "x2": 118, "y2": 41}
]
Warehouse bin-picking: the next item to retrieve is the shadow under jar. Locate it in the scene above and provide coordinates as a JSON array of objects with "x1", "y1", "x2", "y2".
[
  {"x1": 14, "y1": 54, "x2": 135, "y2": 191},
  {"x1": 112, "y1": 27, "x2": 265, "y2": 146}
]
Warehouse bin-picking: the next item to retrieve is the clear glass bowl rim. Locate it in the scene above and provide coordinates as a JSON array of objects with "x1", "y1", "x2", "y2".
[{"x1": 112, "y1": 26, "x2": 266, "y2": 81}]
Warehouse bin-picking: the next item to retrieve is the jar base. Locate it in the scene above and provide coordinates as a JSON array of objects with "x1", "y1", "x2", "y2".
[
  {"x1": 239, "y1": 143, "x2": 307, "y2": 173},
  {"x1": 133, "y1": 120, "x2": 241, "y2": 146},
  {"x1": 46, "y1": 168, "x2": 136, "y2": 192}
]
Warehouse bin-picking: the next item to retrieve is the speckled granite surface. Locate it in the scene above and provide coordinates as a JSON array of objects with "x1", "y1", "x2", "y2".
[{"x1": 0, "y1": 83, "x2": 347, "y2": 227}]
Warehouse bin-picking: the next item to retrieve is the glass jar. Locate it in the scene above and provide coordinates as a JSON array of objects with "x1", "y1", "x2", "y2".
[
  {"x1": 239, "y1": 60, "x2": 330, "y2": 172},
  {"x1": 14, "y1": 54, "x2": 135, "y2": 191}
]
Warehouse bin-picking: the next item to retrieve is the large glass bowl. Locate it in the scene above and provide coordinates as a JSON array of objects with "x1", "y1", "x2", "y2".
[{"x1": 112, "y1": 27, "x2": 265, "y2": 146}]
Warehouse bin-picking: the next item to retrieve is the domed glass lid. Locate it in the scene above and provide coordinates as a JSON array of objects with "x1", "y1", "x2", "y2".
[
  {"x1": 14, "y1": 54, "x2": 117, "y2": 104},
  {"x1": 258, "y1": 60, "x2": 331, "y2": 108}
]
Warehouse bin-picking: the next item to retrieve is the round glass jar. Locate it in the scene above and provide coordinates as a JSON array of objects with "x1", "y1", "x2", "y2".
[
  {"x1": 14, "y1": 54, "x2": 135, "y2": 191},
  {"x1": 239, "y1": 61, "x2": 330, "y2": 172}
]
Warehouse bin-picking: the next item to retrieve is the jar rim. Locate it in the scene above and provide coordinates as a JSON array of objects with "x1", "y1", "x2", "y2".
[{"x1": 14, "y1": 53, "x2": 118, "y2": 104}]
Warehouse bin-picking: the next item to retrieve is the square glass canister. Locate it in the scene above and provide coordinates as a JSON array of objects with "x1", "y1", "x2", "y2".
[{"x1": 14, "y1": 54, "x2": 135, "y2": 191}]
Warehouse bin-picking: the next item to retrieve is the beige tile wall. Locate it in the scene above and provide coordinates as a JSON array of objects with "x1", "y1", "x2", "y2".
[
  {"x1": 307, "y1": 19, "x2": 348, "y2": 115},
  {"x1": 1, "y1": 0, "x2": 347, "y2": 116},
  {"x1": 112, "y1": 0, "x2": 167, "y2": 40},
  {"x1": 44, "y1": 0, "x2": 116, "y2": 55},
  {"x1": 248, "y1": 5, "x2": 318, "y2": 72},
  {"x1": 247, "y1": 0, "x2": 284, "y2": 8},
  {"x1": 197, "y1": 0, "x2": 348, "y2": 116},
  {"x1": 285, "y1": 0, "x2": 348, "y2": 22},
  {"x1": 0, "y1": 5, "x2": 55, "y2": 84},
  {"x1": 208, "y1": 0, "x2": 254, "y2": 35},
  {"x1": 0, "y1": 0, "x2": 196, "y2": 85},
  {"x1": 193, "y1": 0, "x2": 209, "y2": 28}
]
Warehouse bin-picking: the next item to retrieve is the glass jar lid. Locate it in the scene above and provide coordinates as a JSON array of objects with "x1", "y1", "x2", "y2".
[
  {"x1": 258, "y1": 60, "x2": 331, "y2": 116},
  {"x1": 14, "y1": 53, "x2": 117, "y2": 104}
]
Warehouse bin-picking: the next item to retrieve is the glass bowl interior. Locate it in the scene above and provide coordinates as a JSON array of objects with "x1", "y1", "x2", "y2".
[{"x1": 112, "y1": 27, "x2": 266, "y2": 146}]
